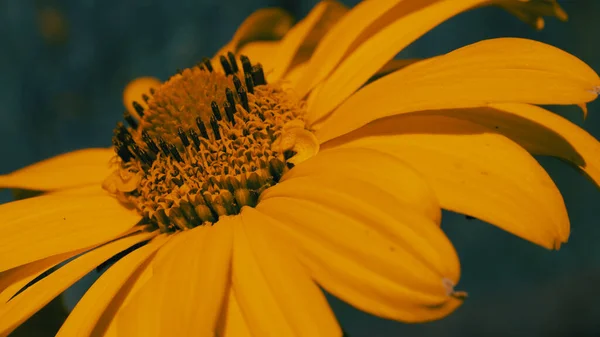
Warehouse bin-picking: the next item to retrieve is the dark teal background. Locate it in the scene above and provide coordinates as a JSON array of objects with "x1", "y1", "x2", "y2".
[{"x1": 1, "y1": 1, "x2": 599, "y2": 336}]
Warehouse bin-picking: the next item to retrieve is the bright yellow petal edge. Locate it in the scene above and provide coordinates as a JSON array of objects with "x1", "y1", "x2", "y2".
[{"x1": 0, "y1": 1, "x2": 598, "y2": 336}]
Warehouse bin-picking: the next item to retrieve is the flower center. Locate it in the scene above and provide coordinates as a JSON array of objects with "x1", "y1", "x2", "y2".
[{"x1": 103, "y1": 54, "x2": 314, "y2": 232}]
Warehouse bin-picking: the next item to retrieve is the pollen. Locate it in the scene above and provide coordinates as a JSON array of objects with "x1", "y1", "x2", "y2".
[{"x1": 103, "y1": 54, "x2": 314, "y2": 232}]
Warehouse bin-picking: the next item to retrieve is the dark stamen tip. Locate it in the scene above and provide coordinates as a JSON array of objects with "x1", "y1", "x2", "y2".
[
  {"x1": 210, "y1": 101, "x2": 223, "y2": 121},
  {"x1": 195, "y1": 117, "x2": 209, "y2": 139},
  {"x1": 251, "y1": 64, "x2": 266, "y2": 85},
  {"x1": 142, "y1": 130, "x2": 160, "y2": 154},
  {"x1": 177, "y1": 127, "x2": 190, "y2": 147},
  {"x1": 157, "y1": 137, "x2": 171, "y2": 156},
  {"x1": 240, "y1": 55, "x2": 252, "y2": 74},
  {"x1": 123, "y1": 112, "x2": 139, "y2": 129},
  {"x1": 209, "y1": 117, "x2": 221, "y2": 140},
  {"x1": 132, "y1": 101, "x2": 145, "y2": 117},
  {"x1": 244, "y1": 72, "x2": 254, "y2": 94},
  {"x1": 223, "y1": 101, "x2": 236, "y2": 125},
  {"x1": 232, "y1": 75, "x2": 242, "y2": 92},
  {"x1": 142, "y1": 94, "x2": 150, "y2": 103},
  {"x1": 225, "y1": 88, "x2": 236, "y2": 109},
  {"x1": 202, "y1": 57, "x2": 214, "y2": 72},
  {"x1": 227, "y1": 51, "x2": 239, "y2": 73},
  {"x1": 238, "y1": 86, "x2": 249, "y2": 111},
  {"x1": 219, "y1": 55, "x2": 233, "y2": 75},
  {"x1": 188, "y1": 128, "x2": 201, "y2": 150},
  {"x1": 168, "y1": 144, "x2": 184, "y2": 162}
]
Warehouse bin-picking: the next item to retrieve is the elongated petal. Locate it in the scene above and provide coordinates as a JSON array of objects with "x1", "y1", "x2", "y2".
[
  {"x1": 0, "y1": 249, "x2": 86, "y2": 303},
  {"x1": 217, "y1": 289, "x2": 252, "y2": 337},
  {"x1": 276, "y1": 147, "x2": 441, "y2": 224},
  {"x1": 315, "y1": 38, "x2": 600, "y2": 143},
  {"x1": 118, "y1": 218, "x2": 233, "y2": 337},
  {"x1": 213, "y1": 8, "x2": 294, "y2": 61},
  {"x1": 232, "y1": 209, "x2": 341, "y2": 336},
  {"x1": 0, "y1": 148, "x2": 115, "y2": 191},
  {"x1": 0, "y1": 231, "x2": 155, "y2": 337},
  {"x1": 55, "y1": 235, "x2": 169, "y2": 337},
  {"x1": 0, "y1": 193, "x2": 141, "y2": 271},
  {"x1": 324, "y1": 114, "x2": 569, "y2": 249},
  {"x1": 307, "y1": 0, "x2": 501, "y2": 123},
  {"x1": 257, "y1": 174, "x2": 462, "y2": 322},
  {"x1": 268, "y1": 1, "x2": 348, "y2": 82}
]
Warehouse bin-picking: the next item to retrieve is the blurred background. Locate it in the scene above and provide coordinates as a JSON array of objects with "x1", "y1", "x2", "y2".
[{"x1": 1, "y1": 0, "x2": 599, "y2": 336}]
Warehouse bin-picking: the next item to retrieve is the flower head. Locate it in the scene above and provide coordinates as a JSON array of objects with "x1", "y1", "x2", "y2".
[{"x1": 1, "y1": 1, "x2": 599, "y2": 336}]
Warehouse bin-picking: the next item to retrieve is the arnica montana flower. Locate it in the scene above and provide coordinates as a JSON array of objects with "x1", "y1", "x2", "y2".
[{"x1": 1, "y1": 0, "x2": 599, "y2": 336}]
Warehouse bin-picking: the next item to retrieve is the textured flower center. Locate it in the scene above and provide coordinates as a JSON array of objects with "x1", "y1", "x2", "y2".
[{"x1": 103, "y1": 54, "x2": 314, "y2": 232}]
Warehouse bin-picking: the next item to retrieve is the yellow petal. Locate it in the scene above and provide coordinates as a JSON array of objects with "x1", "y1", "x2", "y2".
[
  {"x1": 213, "y1": 8, "x2": 294, "y2": 61},
  {"x1": 275, "y1": 146, "x2": 441, "y2": 224},
  {"x1": 0, "y1": 248, "x2": 85, "y2": 303},
  {"x1": 55, "y1": 235, "x2": 169, "y2": 337},
  {"x1": 123, "y1": 77, "x2": 162, "y2": 119},
  {"x1": 236, "y1": 41, "x2": 281, "y2": 74},
  {"x1": 217, "y1": 289, "x2": 252, "y2": 337},
  {"x1": 268, "y1": 1, "x2": 348, "y2": 82},
  {"x1": 0, "y1": 148, "x2": 115, "y2": 191},
  {"x1": 257, "y1": 175, "x2": 462, "y2": 322},
  {"x1": 439, "y1": 103, "x2": 600, "y2": 187},
  {"x1": 324, "y1": 114, "x2": 569, "y2": 249},
  {"x1": 0, "y1": 231, "x2": 155, "y2": 337},
  {"x1": 0, "y1": 193, "x2": 141, "y2": 271},
  {"x1": 307, "y1": 0, "x2": 503, "y2": 123},
  {"x1": 118, "y1": 218, "x2": 233, "y2": 337},
  {"x1": 495, "y1": 0, "x2": 567, "y2": 30},
  {"x1": 231, "y1": 209, "x2": 341, "y2": 336},
  {"x1": 315, "y1": 38, "x2": 600, "y2": 143}
]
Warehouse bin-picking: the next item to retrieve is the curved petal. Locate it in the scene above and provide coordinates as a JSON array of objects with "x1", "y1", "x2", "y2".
[
  {"x1": 213, "y1": 8, "x2": 295, "y2": 60},
  {"x1": 117, "y1": 218, "x2": 233, "y2": 337},
  {"x1": 217, "y1": 289, "x2": 252, "y2": 337},
  {"x1": 268, "y1": 1, "x2": 348, "y2": 82},
  {"x1": 55, "y1": 235, "x2": 169, "y2": 337},
  {"x1": 0, "y1": 148, "x2": 115, "y2": 191},
  {"x1": 0, "y1": 231, "x2": 155, "y2": 337},
  {"x1": 276, "y1": 146, "x2": 441, "y2": 224},
  {"x1": 438, "y1": 103, "x2": 600, "y2": 187},
  {"x1": 123, "y1": 77, "x2": 162, "y2": 119},
  {"x1": 323, "y1": 114, "x2": 569, "y2": 249},
  {"x1": 257, "y1": 174, "x2": 462, "y2": 322},
  {"x1": 495, "y1": 0, "x2": 567, "y2": 30},
  {"x1": 236, "y1": 41, "x2": 281, "y2": 75},
  {"x1": 314, "y1": 38, "x2": 600, "y2": 143},
  {"x1": 0, "y1": 248, "x2": 87, "y2": 304},
  {"x1": 306, "y1": 0, "x2": 503, "y2": 122},
  {"x1": 0, "y1": 193, "x2": 141, "y2": 271},
  {"x1": 232, "y1": 209, "x2": 341, "y2": 337}
]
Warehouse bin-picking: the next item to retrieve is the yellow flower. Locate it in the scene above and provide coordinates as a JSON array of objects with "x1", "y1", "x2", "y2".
[{"x1": 0, "y1": 0, "x2": 598, "y2": 336}]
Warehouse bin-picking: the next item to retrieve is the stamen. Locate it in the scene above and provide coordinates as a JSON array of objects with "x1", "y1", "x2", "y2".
[
  {"x1": 238, "y1": 87, "x2": 249, "y2": 111},
  {"x1": 131, "y1": 144, "x2": 152, "y2": 165},
  {"x1": 188, "y1": 128, "x2": 201, "y2": 150},
  {"x1": 123, "y1": 112, "x2": 138, "y2": 129},
  {"x1": 209, "y1": 116, "x2": 221, "y2": 140},
  {"x1": 168, "y1": 144, "x2": 184, "y2": 162},
  {"x1": 114, "y1": 141, "x2": 133, "y2": 162},
  {"x1": 240, "y1": 55, "x2": 252, "y2": 74},
  {"x1": 232, "y1": 75, "x2": 242, "y2": 93},
  {"x1": 244, "y1": 72, "x2": 254, "y2": 94},
  {"x1": 195, "y1": 117, "x2": 209, "y2": 139},
  {"x1": 157, "y1": 137, "x2": 171, "y2": 156},
  {"x1": 227, "y1": 51, "x2": 239, "y2": 73},
  {"x1": 223, "y1": 102, "x2": 235, "y2": 125},
  {"x1": 225, "y1": 88, "x2": 236, "y2": 110},
  {"x1": 251, "y1": 64, "x2": 266, "y2": 85},
  {"x1": 132, "y1": 101, "x2": 145, "y2": 117},
  {"x1": 177, "y1": 127, "x2": 190, "y2": 147},
  {"x1": 210, "y1": 101, "x2": 223, "y2": 121},
  {"x1": 219, "y1": 55, "x2": 233, "y2": 75},
  {"x1": 202, "y1": 57, "x2": 213, "y2": 72},
  {"x1": 141, "y1": 130, "x2": 159, "y2": 154},
  {"x1": 142, "y1": 94, "x2": 150, "y2": 103},
  {"x1": 149, "y1": 88, "x2": 156, "y2": 95}
]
